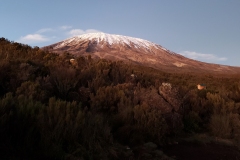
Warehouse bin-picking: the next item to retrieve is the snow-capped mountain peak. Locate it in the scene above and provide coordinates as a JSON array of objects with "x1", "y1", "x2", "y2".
[
  {"x1": 53, "y1": 32, "x2": 172, "y2": 54},
  {"x1": 43, "y1": 32, "x2": 240, "y2": 74},
  {"x1": 74, "y1": 32, "x2": 156, "y2": 47}
]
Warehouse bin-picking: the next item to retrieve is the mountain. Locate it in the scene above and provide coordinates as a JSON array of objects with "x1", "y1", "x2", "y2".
[{"x1": 42, "y1": 32, "x2": 240, "y2": 74}]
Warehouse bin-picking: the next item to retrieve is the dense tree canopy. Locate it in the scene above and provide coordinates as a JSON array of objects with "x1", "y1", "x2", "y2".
[{"x1": 0, "y1": 38, "x2": 240, "y2": 159}]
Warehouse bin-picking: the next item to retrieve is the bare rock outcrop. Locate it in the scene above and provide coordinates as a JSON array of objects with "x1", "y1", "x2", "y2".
[
  {"x1": 159, "y1": 83, "x2": 182, "y2": 112},
  {"x1": 133, "y1": 84, "x2": 183, "y2": 133},
  {"x1": 134, "y1": 87, "x2": 173, "y2": 114}
]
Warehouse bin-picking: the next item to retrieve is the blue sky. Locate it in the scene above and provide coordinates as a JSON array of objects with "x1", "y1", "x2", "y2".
[{"x1": 1, "y1": 0, "x2": 240, "y2": 66}]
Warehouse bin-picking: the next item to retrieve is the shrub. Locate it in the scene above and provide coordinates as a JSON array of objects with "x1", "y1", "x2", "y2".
[
  {"x1": 209, "y1": 113, "x2": 231, "y2": 138},
  {"x1": 133, "y1": 102, "x2": 168, "y2": 143},
  {"x1": 183, "y1": 111, "x2": 202, "y2": 133}
]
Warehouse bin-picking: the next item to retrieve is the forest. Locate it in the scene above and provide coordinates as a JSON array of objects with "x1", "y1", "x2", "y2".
[{"x1": 1, "y1": 37, "x2": 240, "y2": 159}]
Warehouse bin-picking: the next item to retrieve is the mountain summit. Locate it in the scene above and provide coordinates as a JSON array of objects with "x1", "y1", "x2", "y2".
[
  {"x1": 48, "y1": 32, "x2": 175, "y2": 55},
  {"x1": 43, "y1": 32, "x2": 240, "y2": 74}
]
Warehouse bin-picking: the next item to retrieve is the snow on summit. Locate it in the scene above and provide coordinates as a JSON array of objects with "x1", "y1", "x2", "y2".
[
  {"x1": 78, "y1": 32, "x2": 156, "y2": 46},
  {"x1": 55, "y1": 32, "x2": 163, "y2": 50},
  {"x1": 49, "y1": 32, "x2": 177, "y2": 57},
  {"x1": 77, "y1": 32, "x2": 157, "y2": 47}
]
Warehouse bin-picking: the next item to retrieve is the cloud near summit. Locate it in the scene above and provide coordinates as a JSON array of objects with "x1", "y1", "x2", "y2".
[
  {"x1": 17, "y1": 26, "x2": 100, "y2": 45},
  {"x1": 17, "y1": 34, "x2": 50, "y2": 44},
  {"x1": 179, "y1": 51, "x2": 227, "y2": 62},
  {"x1": 68, "y1": 29, "x2": 100, "y2": 36},
  {"x1": 60, "y1": 26, "x2": 72, "y2": 30}
]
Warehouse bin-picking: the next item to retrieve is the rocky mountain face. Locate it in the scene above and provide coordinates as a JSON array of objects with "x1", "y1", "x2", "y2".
[{"x1": 43, "y1": 32, "x2": 240, "y2": 74}]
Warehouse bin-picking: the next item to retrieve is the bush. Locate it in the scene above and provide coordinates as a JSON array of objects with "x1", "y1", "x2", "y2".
[
  {"x1": 183, "y1": 111, "x2": 202, "y2": 133},
  {"x1": 209, "y1": 113, "x2": 231, "y2": 138},
  {"x1": 133, "y1": 102, "x2": 168, "y2": 144}
]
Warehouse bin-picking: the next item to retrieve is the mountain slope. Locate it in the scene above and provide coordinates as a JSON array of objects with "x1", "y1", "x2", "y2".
[{"x1": 43, "y1": 32, "x2": 240, "y2": 74}]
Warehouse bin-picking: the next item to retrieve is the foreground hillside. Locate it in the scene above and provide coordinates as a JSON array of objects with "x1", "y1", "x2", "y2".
[{"x1": 1, "y1": 38, "x2": 240, "y2": 159}]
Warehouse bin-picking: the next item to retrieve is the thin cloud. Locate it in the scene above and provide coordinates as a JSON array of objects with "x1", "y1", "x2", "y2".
[
  {"x1": 179, "y1": 51, "x2": 227, "y2": 61},
  {"x1": 17, "y1": 26, "x2": 101, "y2": 45},
  {"x1": 68, "y1": 29, "x2": 100, "y2": 36},
  {"x1": 60, "y1": 25, "x2": 72, "y2": 30},
  {"x1": 36, "y1": 28, "x2": 54, "y2": 33},
  {"x1": 69, "y1": 29, "x2": 85, "y2": 36},
  {"x1": 85, "y1": 29, "x2": 100, "y2": 33},
  {"x1": 17, "y1": 34, "x2": 50, "y2": 44}
]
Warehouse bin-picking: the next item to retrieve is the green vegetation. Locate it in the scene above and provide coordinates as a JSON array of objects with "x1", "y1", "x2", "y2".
[{"x1": 1, "y1": 37, "x2": 240, "y2": 159}]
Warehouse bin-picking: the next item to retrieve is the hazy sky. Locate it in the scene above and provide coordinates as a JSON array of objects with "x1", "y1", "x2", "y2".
[{"x1": 1, "y1": 0, "x2": 240, "y2": 66}]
